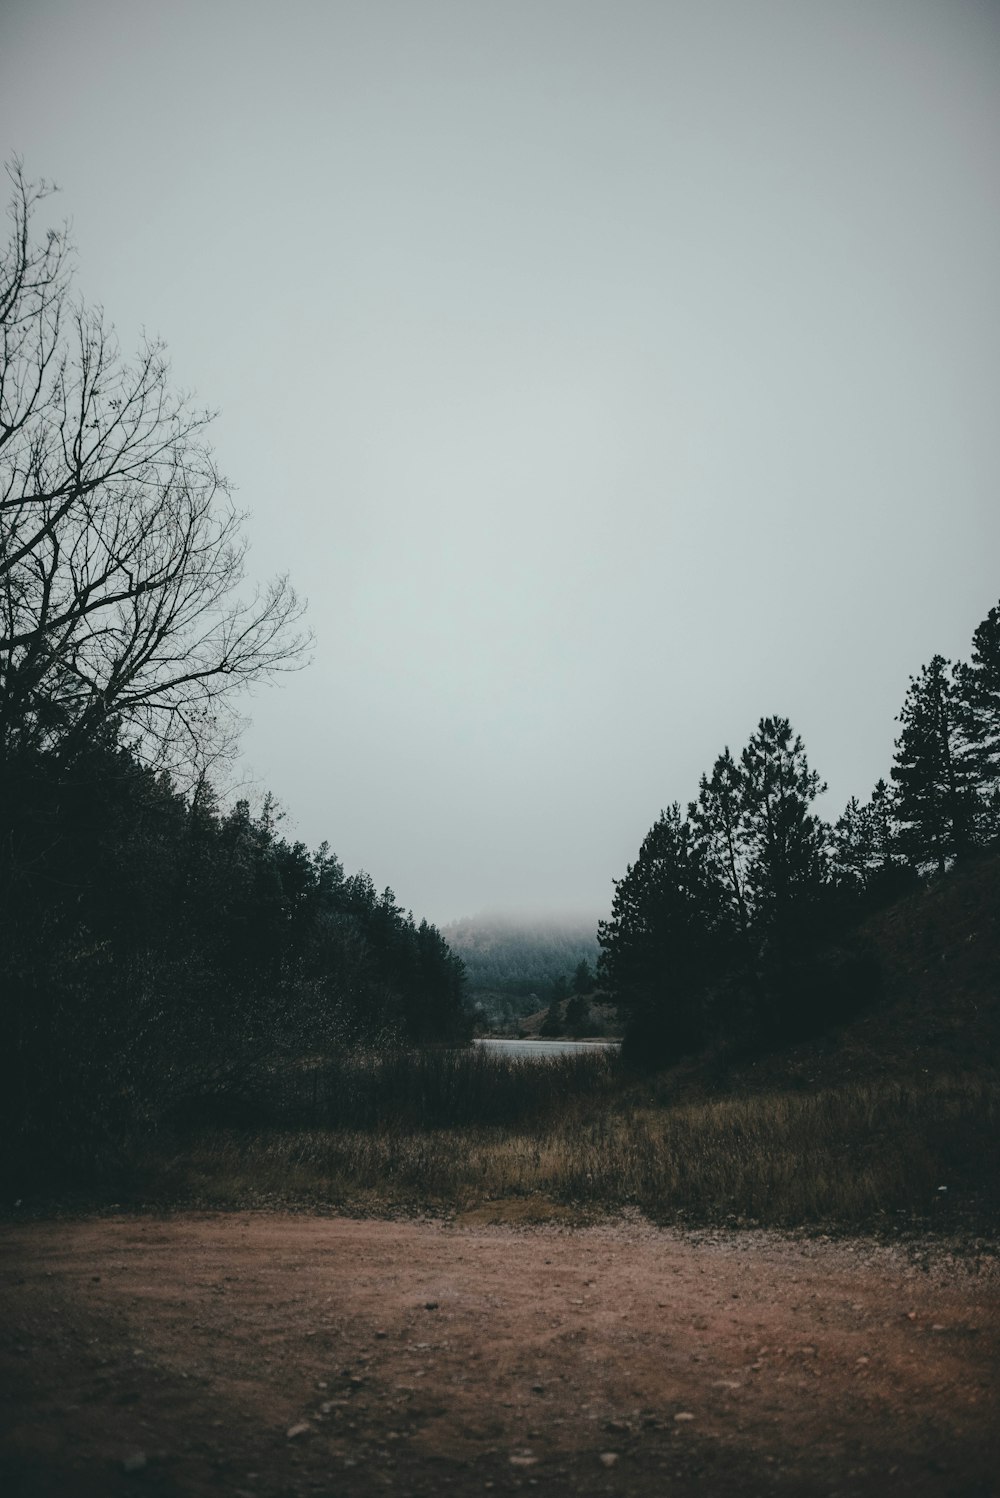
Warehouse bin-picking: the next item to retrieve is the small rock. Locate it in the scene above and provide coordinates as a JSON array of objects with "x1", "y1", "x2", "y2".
[
  {"x1": 122, "y1": 1451, "x2": 147, "y2": 1473},
  {"x1": 509, "y1": 1453, "x2": 538, "y2": 1468},
  {"x1": 286, "y1": 1422, "x2": 311, "y2": 1440},
  {"x1": 599, "y1": 1452, "x2": 619, "y2": 1468},
  {"x1": 674, "y1": 1411, "x2": 695, "y2": 1423}
]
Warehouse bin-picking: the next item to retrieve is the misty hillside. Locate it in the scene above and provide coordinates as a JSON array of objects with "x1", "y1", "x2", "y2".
[{"x1": 442, "y1": 912, "x2": 602, "y2": 1027}]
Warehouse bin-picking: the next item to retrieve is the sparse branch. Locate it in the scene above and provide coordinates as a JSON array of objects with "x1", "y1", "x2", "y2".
[{"x1": 0, "y1": 162, "x2": 312, "y2": 773}]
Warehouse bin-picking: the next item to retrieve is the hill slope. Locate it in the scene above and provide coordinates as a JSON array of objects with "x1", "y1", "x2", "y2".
[{"x1": 667, "y1": 853, "x2": 1000, "y2": 1099}]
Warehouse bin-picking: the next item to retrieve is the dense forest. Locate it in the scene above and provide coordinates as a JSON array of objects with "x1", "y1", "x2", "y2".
[
  {"x1": 0, "y1": 164, "x2": 466, "y2": 1178},
  {"x1": 599, "y1": 605, "x2": 1000, "y2": 1063}
]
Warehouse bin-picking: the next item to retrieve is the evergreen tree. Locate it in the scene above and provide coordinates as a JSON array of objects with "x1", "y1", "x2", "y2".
[
  {"x1": 564, "y1": 990, "x2": 592, "y2": 1036},
  {"x1": 955, "y1": 600, "x2": 1000, "y2": 844},
  {"x1": 572, "y1": 958, "x2": 595, "y2": 996},
  {"x1": 833, "y1": 778, "x2": 909, "y2": 906},
  {"x1": 539, "y1": 992, "x2": 564, "y2": 1037},
  {"x1": 549, "y1": 974, "x2": 570, "y2": 1004},
  {"x1": 891, "y1": 656, "x2": 977, "y2": 872},
  {"x1": 868, "y1": 778, "x2": 898, "y2": 871},
  {"x1": 832, "y1": 795, "x2": 871, "y2": 888},
  {"x1": 962, "y1": 602, "x2": 1000, "y2": 781},
  {"x1": 739, "y1": 715, "x2": 829, "y2": 938},
  {"x1": 689, "y1": 747, "x2": 751, "y2": 936},
  {"x1": 598, "y1": 804, "x2": 722, "y2": 1061}
]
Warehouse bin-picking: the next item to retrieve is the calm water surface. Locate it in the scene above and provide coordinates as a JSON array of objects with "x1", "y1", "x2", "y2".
[{"x1": 474, "y1": 1037, "x2": 620, "y2": 1060}]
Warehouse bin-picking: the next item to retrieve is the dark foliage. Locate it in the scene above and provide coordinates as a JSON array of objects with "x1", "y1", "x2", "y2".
[
  {"x1": 891, "y1": 656, "x2": 978, "y2": 872},
  {"x1": 602, "y1": 602, "x2": 1000, "y2": 1066},
  {"x1": 0, "y1": 737, "x2": 467, "y2": 1184}
]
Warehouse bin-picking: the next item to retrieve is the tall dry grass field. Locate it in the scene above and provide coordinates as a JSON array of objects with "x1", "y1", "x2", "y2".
[{"x1": 129, "y1": 1049, "x2": 999, "y2": 1232}]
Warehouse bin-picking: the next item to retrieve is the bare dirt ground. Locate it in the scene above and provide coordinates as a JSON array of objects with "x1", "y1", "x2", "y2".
[{"x1": 1, "y1": 1211, "x2": 997, "y2": 1498}]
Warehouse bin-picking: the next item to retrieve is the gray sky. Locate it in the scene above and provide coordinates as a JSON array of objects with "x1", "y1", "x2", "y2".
[{"x1": 3, "y1": 0, "x2": 999, "y2": 926}]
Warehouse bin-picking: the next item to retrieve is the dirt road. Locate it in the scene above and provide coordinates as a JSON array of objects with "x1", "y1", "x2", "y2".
[{"x1": 1, "y1": 1212, "x2": 996, "y2": 1497}]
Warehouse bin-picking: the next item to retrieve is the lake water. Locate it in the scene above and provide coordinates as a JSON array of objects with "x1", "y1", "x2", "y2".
[{"x1": 473, "y1": 1037, "x2": 620, "y2": 1061}]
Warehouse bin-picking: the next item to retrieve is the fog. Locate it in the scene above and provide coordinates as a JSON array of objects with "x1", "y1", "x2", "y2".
[{"x1": 3, "y1": 0, "x2": 998, "y2": 924}]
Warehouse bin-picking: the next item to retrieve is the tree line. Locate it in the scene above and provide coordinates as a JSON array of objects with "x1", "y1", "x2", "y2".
[
  {"x1": 1, "y1": 736, "x2": 467, "y2": 1165},
  {"x1": 598, "y1": 603, "x2": 1000, "y2": 1063},
  {"x1": 0, "y1": 162, "x2": 465, "y2": 1175}
]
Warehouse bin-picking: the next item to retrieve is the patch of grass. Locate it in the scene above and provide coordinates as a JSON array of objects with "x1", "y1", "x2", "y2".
[
  {"x1": 130, "y1": 1051, "x2": 999, "y2": 1234},
  {"x1": 308, "y1": 1043, "x2": 621, "y2": 1128}
]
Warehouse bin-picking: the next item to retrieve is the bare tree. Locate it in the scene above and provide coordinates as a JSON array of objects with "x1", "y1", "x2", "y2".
[{"x1": 0, "y1": 160, "x2": 310, "y2": 774}]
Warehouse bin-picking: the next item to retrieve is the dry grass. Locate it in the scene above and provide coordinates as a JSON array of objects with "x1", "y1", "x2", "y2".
[{"x1": 133, "y1": 1055, "x2": 999, "y2": 1233}]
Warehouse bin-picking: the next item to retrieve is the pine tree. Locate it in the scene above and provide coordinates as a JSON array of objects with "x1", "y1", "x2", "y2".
[
  {"x1": 597, "y1": 803, "x2": 723, "y2": 1060},
  {"x1": 572, "y1": 959, "x2": 595, "y2": 996},
  {"x1": 955, "y1": 600, "x2": 1000, "y2": 844},
  {"x1": 963, "y1": 602, "x2": 1000, "y2": 777},
  {"x1": 832, "y1": 795, "x2": 871, "y2": 888},
  {"x1": 739, "y1": 716, "x2": 829, "y2": 937},
  {"x1": 689, "y1": 747, "x2": 751, "y2": 936},
  {"x1": 891, "y1": 656, "x2": 977, "y2": 872},
  {"x1": 564, "y1": 990, "x2": 592, "y2": 1036}
]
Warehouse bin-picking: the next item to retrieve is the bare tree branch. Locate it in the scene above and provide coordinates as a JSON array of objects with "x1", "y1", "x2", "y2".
[{"x1": 0, "y1": 163, "x2": 312, "y2": 776}]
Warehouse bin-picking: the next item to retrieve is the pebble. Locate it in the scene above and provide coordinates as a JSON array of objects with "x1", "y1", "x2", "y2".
[
  {"x1": 599, "y1": 1452, "x2": 619, "y2": 1468},
  {"x1": 674, "y1": 1411, "x2": 695, "y2": 1422},
  {"x1": 286, "y1": 1422, "x2": 311, "y2": 1440}
]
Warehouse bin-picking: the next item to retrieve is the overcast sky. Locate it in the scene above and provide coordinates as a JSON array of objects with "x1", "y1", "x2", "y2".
[{"x1": 3, "y1": 0, "x2": 999, "y2": 926}]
